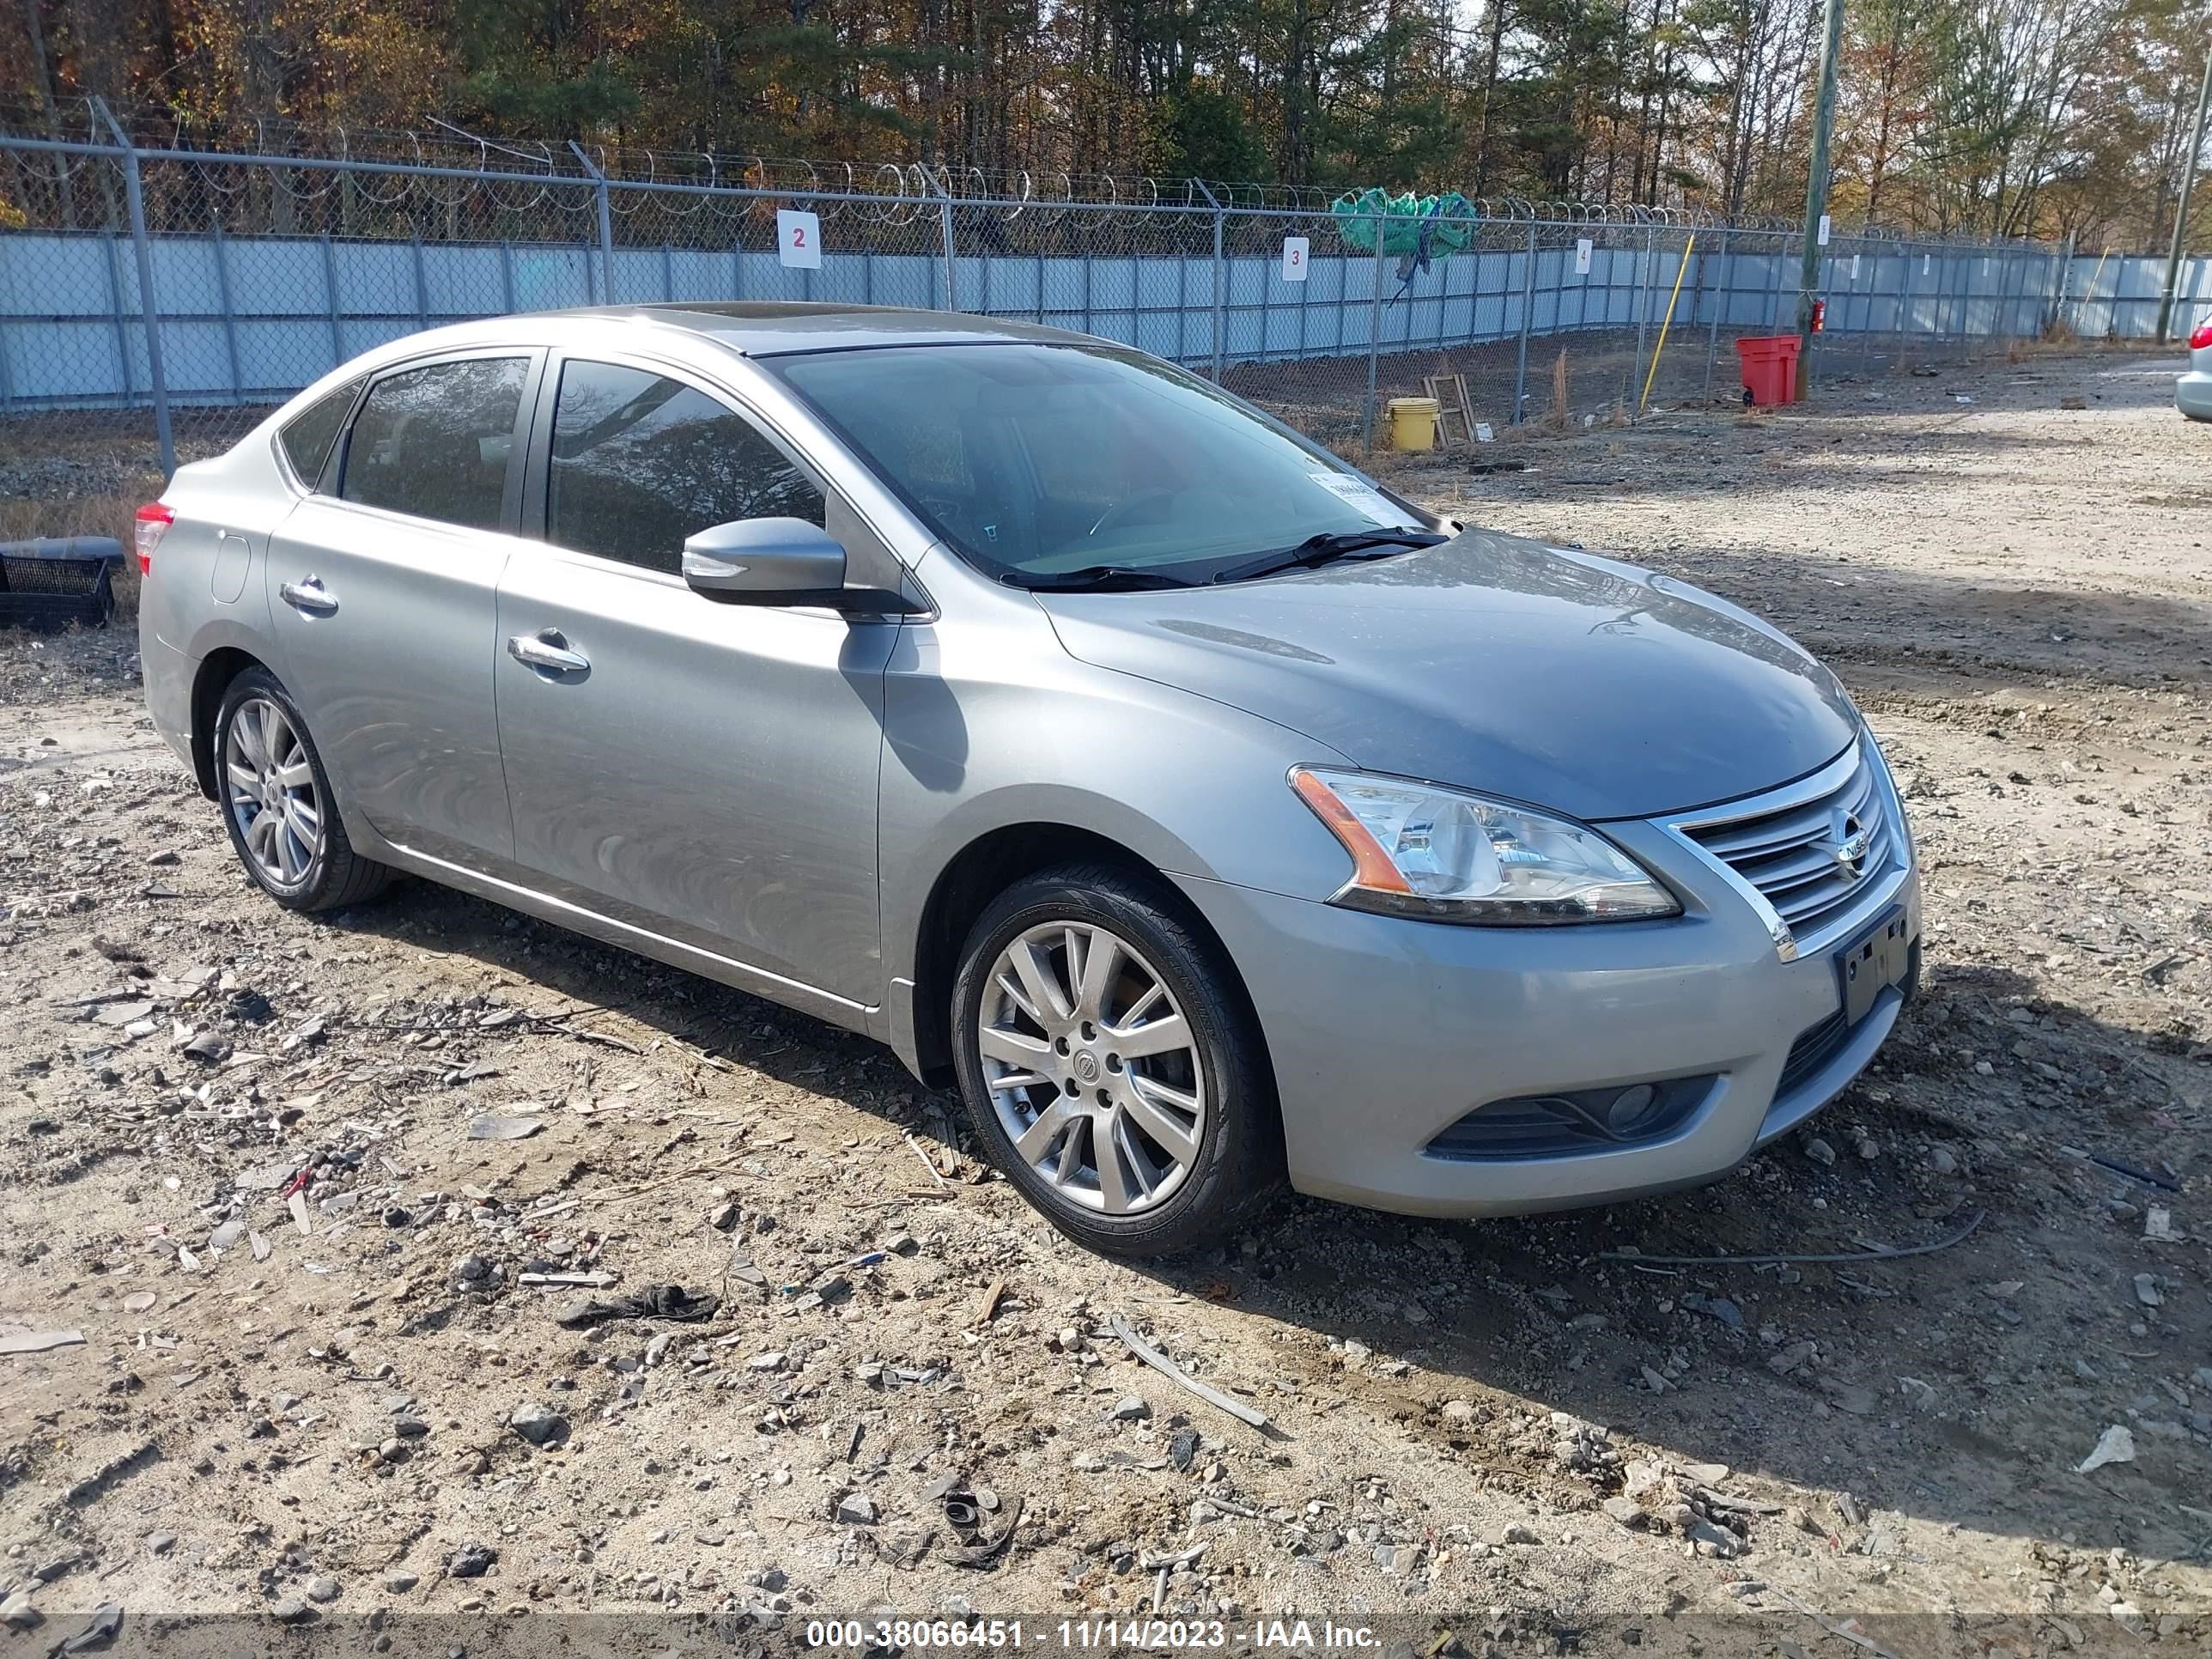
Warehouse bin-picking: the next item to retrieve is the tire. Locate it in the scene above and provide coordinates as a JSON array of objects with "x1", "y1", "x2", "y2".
[
  {"x1": 212, "y1": 667, "x2": 395, "y2": 913},
  {"x1": 950, "y1": 862, "x2": 1283, "y2": 1258}
]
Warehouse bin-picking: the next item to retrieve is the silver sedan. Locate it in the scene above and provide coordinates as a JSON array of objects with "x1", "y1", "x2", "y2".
[{"x1": 137, "y1": 304, "x2": 1918, "y2": 1257}]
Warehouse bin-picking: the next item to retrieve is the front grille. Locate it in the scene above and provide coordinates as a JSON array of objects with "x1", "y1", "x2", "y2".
[
  {"x1": 1425, "y1": 1075, "x2": 1716, "y2": 1162},
  {"x1": 1680, "y1": 743, "x2": 1894, "y2": 945},
  {"x1": 1777, "y1": 1010, "x2": 1850, "y2": 1097}
]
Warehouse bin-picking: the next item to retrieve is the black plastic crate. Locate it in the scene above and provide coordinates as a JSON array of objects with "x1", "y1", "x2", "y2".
[{"x1": 0, "y1": 537, "x2": 124, "y2": 629}]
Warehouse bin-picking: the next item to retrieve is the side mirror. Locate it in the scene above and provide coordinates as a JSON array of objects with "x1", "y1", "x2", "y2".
[{"x1": 682, "y1": 518, "x2": 847, "y2": 602}]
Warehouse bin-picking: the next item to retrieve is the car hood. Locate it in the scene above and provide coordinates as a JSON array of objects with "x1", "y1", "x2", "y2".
[{"x1": 1034, "y1": 529, "x2": 1859, "y2": 821}]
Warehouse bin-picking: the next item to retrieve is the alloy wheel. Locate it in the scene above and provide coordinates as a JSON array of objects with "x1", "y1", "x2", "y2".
[
  {"x1": 976, "y1": 921, "x2": 1206, "y2": 1215},
  {"x1": 223, "y1": 696, "x2": 323, "y2": 889}
]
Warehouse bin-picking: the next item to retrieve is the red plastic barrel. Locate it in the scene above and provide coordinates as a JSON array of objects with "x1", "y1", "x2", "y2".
[{"x1": 1734, "y1": 335, "x2": 1802, "y2": 406}]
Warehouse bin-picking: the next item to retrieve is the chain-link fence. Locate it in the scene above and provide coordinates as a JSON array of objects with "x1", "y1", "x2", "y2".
[
  {"x1": 1, "y1": 101, "x2": 2090, "y2": 550},
  {"x1": 2059, "y1": 247, "x2": 2212, "y2": 340}
]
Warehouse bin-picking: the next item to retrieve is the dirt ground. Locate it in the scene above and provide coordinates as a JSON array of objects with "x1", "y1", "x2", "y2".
[{"x1": 0, "y1": 346, "x2": 2208, "y2": 1658}]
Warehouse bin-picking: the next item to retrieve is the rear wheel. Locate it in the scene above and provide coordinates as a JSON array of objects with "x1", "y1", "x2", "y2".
[
  {"x1": 951, "y1": 863, "x2": 1282, "y2": 1258},
  {"x1": 214, "y1": 668, "x2": 394, "y2": 912}
]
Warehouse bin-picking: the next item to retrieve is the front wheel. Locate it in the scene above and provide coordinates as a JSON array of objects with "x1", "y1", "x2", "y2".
[
  {"x1": 214, "y1": 667, "x2": 394, "y2": 912},
  {"x1": 950, "y1": 863, "x2": 1282, "y2": 1258}
]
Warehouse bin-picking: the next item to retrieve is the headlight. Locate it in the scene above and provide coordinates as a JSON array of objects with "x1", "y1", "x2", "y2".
[{"x1": 1290, "y1": 767, "x2": 1680, "y2": 925}]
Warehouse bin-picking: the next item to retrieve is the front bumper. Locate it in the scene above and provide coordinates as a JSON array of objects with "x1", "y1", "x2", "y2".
[{"x1": 1174, "y1": 744, "x2": 1920, "y2": 1218}]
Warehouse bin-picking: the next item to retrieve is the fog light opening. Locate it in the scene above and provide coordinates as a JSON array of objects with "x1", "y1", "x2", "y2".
[{"x1": 1603, "y1": 1082, "x2": 1659, "y2": 1134}]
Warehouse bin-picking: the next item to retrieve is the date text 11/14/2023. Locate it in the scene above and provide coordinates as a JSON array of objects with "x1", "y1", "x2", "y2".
[{"x1": 805, "y1": 1619, "x2": 1386, "y2": 1650}]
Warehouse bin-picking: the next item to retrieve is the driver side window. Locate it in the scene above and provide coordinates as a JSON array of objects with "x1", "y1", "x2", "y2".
[{"x1": 548, "y1": 360, "x2": 825, "y2": 576}]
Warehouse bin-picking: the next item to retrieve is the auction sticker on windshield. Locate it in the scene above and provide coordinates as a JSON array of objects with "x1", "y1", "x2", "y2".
[{"x1": 1309, "y1": 471, "x2": 1416, "y2": 526}]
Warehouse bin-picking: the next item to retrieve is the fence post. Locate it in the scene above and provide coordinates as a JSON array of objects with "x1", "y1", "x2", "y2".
[
  {"x1": 1513, "y1": 221, "x2": 1537, "y2": 423},
  {"x1": 1194, "y1": 179, "x2": 1227, "y2": 381},
  {"x1": 1628, "y1": 225, "x2": 1654, "y2": 421},
  {"x1": 1856, "y1": 241, "x2": 1874, "y2": 374},
  {"x1": 568, "y1": 141, "x2": 615, "y2": 305},
  {"x1": 940, "y1": 200, "x2": 959, "y2": 310},
  {"x1": 209, "y1": 213, "x2": 245, "y2": 404},
  {"x1": 97, "y1": 210, "x2": 135, "y2": 419},
  {"x1": 2050, "y1": 234, "x2": 2074, "y2": 337},
  {"x1": 320, "y1": 233, "x2": 345, "y2": 369},
  {"x1": 1703, "y1": 227, "x2": 1729, "y2": 402},
  {"x1": 1902, "y1": 245, "x2": 1921, "y2": 360},
  {"x1": 93, "y1": 99, "x2": 173, "y2": 479},
  {"x1": 410, "y1": 233, "x2": 429, "y2": 331},
  {"x1": 1363, "y1": 215, "x2": 1387, "y2": 453},
  {"x1": 927, "y1": 173, "x2": 959, "y2": 311}
]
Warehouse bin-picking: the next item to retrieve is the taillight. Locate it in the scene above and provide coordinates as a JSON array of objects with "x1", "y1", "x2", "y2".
[
  {"x1": 2191, "y1": 321, "x2": 2212, "y2": 351},
  {"x1": 133, "y1": 501, "x2": 173, "y2": 577}
]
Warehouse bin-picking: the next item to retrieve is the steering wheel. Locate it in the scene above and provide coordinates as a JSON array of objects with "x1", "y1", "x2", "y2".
[{"x1": 1087, "y1": 489, "x2": 1177, "y2": 538}]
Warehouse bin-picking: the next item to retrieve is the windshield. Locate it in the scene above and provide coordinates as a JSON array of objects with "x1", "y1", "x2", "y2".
[{"x1": 766, "y1": 343, "x2": 1433, "y2": 586}]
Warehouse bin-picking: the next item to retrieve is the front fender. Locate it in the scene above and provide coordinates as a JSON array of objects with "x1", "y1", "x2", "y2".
[{"x1": 876, "y1": 568, "x2": 1361, "y2": 1026}]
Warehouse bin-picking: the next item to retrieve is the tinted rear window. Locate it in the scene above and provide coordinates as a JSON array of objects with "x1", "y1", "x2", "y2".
[
  {"x1": 278, "y1": 379, "x2": 359, "y2": 489},
  {"x1": 340, "y1": 357, "x2": 529, "y2": 532}
]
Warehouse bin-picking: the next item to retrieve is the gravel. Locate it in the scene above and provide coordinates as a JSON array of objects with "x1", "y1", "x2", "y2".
[{"x1": 0, "y1": 347, "x2": 2205, "y2": 1641}]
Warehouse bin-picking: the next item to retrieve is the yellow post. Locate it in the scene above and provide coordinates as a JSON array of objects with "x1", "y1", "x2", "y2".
[{"x1": 1640, "y1": 233, "x2": 1697, "y2": 413}]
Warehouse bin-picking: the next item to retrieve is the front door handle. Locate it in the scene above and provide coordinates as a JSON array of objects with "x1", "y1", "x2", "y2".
[
  {"x1": 279, "y1": 577, "x2": 337, "y2": 615},
  {"x1": 507, "y1": 630, "x2": 590, "y2": 674}
]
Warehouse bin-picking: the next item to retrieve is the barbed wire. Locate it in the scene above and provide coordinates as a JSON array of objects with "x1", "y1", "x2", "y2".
[{"x1": 0, "y1": 97, "x2": 2069, "y2": 251}]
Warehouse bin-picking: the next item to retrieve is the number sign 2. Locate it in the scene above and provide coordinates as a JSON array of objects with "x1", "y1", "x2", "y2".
[{"x1": 777, "y1": 210, "x2": 823, "y2": 270}]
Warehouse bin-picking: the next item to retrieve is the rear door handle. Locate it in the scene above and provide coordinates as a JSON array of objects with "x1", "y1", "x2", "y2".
[
  {"x1": 279, "y1": 577, "x2": 337, "y2": 615},
  {"x1": 507, "y1": 630, "x2": 590, "y2": 674}
]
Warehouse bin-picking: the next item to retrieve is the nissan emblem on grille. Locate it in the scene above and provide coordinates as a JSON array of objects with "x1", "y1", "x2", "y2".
[
  {"x1": 1673, "y1": 740, "x2": 1897, "y2": 955},
  {"x1": 1826, "y1": 807, "x2": 1872, "y2": 878}
]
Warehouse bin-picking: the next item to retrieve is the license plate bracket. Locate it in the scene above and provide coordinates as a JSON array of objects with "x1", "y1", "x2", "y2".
[{"x1": 1838, "y1": 907, "x2": 1911, "y2": 1026}]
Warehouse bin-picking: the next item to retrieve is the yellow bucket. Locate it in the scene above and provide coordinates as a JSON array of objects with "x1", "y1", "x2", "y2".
[{"x1": 1387, "y1": 396, "x2": 1441, "y2": 452}]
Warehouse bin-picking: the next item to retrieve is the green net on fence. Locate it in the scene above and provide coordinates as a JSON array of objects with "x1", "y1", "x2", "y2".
[{"x1": 1328, "y1": 189, "x2": 1477, "y2": 257}]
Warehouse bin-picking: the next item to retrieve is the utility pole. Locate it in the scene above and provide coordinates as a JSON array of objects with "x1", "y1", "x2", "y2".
[
  {"x1": 2157, "y1": 43, "x2": 2212, "y2": 343},
  {"x1": 1796, "y1": 0, "x2": 1846, "y2": 397}
]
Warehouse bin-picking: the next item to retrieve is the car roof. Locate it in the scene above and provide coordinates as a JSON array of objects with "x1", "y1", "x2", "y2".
[{"x1": 426, "y1": 302, "x2": 1109, "y2": 359}]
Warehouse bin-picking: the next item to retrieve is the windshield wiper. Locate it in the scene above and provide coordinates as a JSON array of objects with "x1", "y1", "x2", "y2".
[
  {"x1": 1207, "y1": 528, "x2": 1449, "y2": 586},
  {"x1": 1016, "y1": 564, "x2": 1200, "y2": 592}
]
